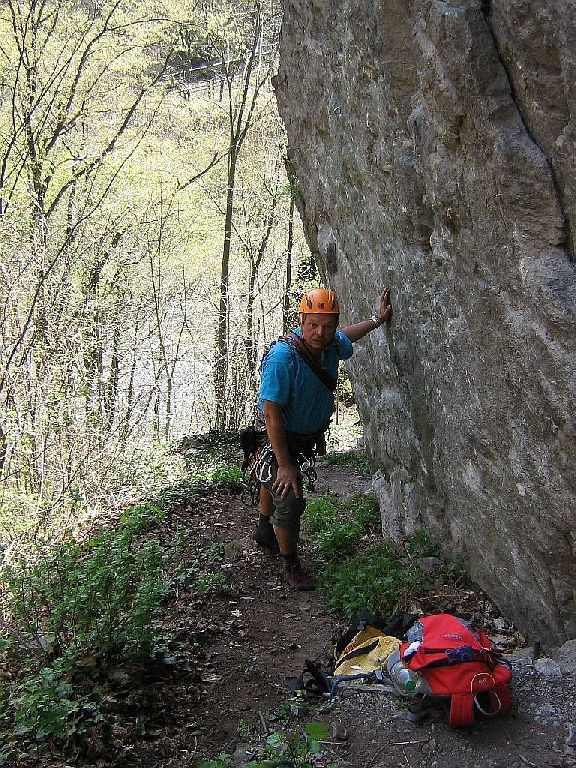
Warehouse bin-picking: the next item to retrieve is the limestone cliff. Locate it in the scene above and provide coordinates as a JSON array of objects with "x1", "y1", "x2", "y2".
[{"x1": 275, "y1": 0, "x2": 576, "y2": 646}]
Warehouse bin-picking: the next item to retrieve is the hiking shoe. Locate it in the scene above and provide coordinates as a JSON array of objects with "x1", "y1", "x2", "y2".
[
  {"x1": 285, "y1": 561, "x2": 316, "y2": 591},
  {"x1": 252, "y1": 525, "x2": 280, "y2": 553}
]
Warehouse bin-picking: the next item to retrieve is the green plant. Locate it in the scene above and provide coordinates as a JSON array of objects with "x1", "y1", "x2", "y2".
[
  {"x1": 153, "y1": 477, "x2": 207, "y2": 508},
  {"x1": 318, "y1": 542, "x2": 434, "y2": 618},
  {"x1": 303, "y1": 721, "x2": 330, "y2": 753},
  {"x1": 199, "y1": 542, "x2": 226, "y2": 564},
  {"x1": 151, "y1": 464, "x2": 243, "y2": 509},
  {"x1": 345, "y1": 492, "x2": 380, "y2": 530},
  {"x1": 323, "y1": 449, "x2": 370, "y2": 477},
  {"x1": 198, "y1": 756, "x2": 232, "y2": 768},
  {"x1": 303, "y1": 494, "x2": 340, "y2": 533},
  {"x1": 236, "y1": 718, "x2": 256, "y2": 740},
  {"x1": 178, "y1": 543, "x2": 229, "y2": 598},
  {"x1": 244, "y1": 722, "x2": 330, "y2": 768},
  {"x1": 119, "y1": 501, "x2": 167, "y2": 535},
  {"x1": 200, "y1": 719, "x2": 329, "y2": 768},
  {"x1": 0, "y1": 498, "x2": 189, "y2": 760},
  {"x1": 0, "y1": 637, "x2": 12, "y2": 653},
  {"x1": 210, "y1": 465, "x2": 244, "y2": 487},
  {"x1": 446, "y1": 553, "x2": 468, "y2": 579},
  {"x1": 311, "y1": 520, "x2": 363, "y2": 561},
  {"x1": 304, "y1": 493, "x2": 451, "y2": 618},
  {"x1": 8, "y1": 661, "x2": 103, "y2": 749},
  {"x1": 305, "y1": 492, "x2": 380, "y2": 561},
  {"x1": 0, "y1": 750, "x2": 14, "y2": 766},
  {"x1": 178, "y1": 430, "x2": 241, "y2": 475},
  {"x1": 2, "y1": 525, "x2": 177, "y2": 666},
  {"x1": 196, "y1": 572, "x2": 227, "y2": 596},
  {"x1": 404, "y1": 527, "x2": 440, "y2": 558}
]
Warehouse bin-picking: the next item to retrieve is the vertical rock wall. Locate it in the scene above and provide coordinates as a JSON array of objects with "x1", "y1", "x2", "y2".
[{"x1": 275, "y1": 0, "x2": 576, "y2": 646}]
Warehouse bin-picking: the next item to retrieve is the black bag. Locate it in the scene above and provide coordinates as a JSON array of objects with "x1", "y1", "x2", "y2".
[{"x1": 239, "y1": 425, "x2": 259, "y2": 470}]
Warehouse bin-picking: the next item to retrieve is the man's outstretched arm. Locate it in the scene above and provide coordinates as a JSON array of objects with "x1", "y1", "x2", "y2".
[{"x1": 340, "y1": 288, "x2": 392, "y2": 343}]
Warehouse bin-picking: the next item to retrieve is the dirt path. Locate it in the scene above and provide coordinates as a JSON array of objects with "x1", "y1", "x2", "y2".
[{"x1": 84, "y1": 459, "x2": 575, "y2": 768}]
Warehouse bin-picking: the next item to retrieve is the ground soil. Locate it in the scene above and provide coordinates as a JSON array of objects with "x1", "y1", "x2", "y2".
[{"x1": 30, "y1": 459, "x2": 576, "y2": 768}]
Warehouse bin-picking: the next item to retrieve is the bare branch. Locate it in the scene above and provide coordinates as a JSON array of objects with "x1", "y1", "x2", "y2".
[{"x1": 176, "y1": 152, "x2": 225, "y2": 191}]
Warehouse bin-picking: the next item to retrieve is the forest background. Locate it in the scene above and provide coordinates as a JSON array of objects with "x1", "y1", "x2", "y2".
[{"x1": 0, "y1": 0, "x2": 328, "y2": 547}]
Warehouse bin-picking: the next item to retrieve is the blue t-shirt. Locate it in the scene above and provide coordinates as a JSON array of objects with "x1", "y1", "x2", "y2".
[{"x1": 258, "y1": 329, "x2": 353, "y2": 434}]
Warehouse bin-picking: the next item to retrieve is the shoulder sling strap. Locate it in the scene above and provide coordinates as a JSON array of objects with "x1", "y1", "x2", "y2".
[{"x1": 280, "y1": 332, "x2": 338, "y2": 393}]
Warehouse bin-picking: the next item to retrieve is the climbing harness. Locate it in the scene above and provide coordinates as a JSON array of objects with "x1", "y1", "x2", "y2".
[{"x1": 242, "y1": 436, "x2": 321, "y2": 505}]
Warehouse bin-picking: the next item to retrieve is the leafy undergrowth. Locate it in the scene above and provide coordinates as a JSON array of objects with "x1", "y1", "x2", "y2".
[
  {"x1": 199, "y1": 721, "x2": 331, "y2": 768},
  {"x1": 0, "y1": 465, "x2": 243, "y2": 766},
  {"x1": 304, "y1": 493, "x2": 466, "y2": 620},
  {"x1": 320, "y1": 449, "x2": 371, "y2": 478}
]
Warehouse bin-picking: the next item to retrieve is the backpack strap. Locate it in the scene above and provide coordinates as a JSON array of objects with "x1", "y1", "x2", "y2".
[
  {"x1": 450, "y1": 671, "x2": 511, "y2": 726},
  {"x1": 494, "y1": 681, "x2": 511, "y2": 713},
  {"x1": 449, "y1": 693, "x2": 475, "y2": 727},
  {"x1": 280, "y1": 332, "x2": 338, "y2": 392}
]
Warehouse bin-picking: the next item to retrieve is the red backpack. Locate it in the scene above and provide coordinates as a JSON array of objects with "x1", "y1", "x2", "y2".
[{"x1": 399, "y1": 613, "x2": 512, "y2": 727}]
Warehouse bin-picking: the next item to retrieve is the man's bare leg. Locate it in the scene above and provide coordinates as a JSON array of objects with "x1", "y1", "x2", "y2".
[
  {"x1": 253, "y1": 486, "x2": 279, "y2": 551},
  {"x1": 257, "y1": 486, "x2": 314, "y2": 590},
  {"x1": 259, "y1": 484, "x2": 273, "y2": 517},
  {"x1": 273, "y1": 524, "x2": 297, "y2": 556}
]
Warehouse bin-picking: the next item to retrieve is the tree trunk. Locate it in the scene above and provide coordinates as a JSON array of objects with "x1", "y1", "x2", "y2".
[{"x1": 214, "y1": 145, "x2": 238, "y2": 431}]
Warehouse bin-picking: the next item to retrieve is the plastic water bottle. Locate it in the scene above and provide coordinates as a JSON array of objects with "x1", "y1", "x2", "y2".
[{"x1": 387, "y1": 650, "x2": 429, "y2": 696}]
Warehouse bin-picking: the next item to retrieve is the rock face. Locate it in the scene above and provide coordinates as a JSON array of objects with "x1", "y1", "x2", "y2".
[{"x1": 275, "y1": 0, "x2": 576, "y2": 646}]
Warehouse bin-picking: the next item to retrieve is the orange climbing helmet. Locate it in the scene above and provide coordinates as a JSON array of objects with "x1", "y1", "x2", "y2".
[{"x1": 299, "y1": 288, "x2": 340, "y2": 314}]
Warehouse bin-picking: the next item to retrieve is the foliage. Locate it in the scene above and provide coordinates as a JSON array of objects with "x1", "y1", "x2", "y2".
[
  {"x1": 311, "y1": 520, "x2": 364, "y2": 561},
  {"x1": 250, "y1": 722, "x2": 330, "y2": 767},
  {"x1": 2, "y1": 520, "x2": 176, "y2": 665},
  {"x1": 178, "y1": 430, "x2": 241, "y2": 470},
  {"x1": 198, "y1": 542, "x2": 226, "y2": 563},
  {"x1": 0, "y1": 663, "x2": 105, "y2": 759},
  {"x1": 344, "y1": 492, "x2": 381, "y2": 529},
  {"x1": 119, "y1": 501, "x2": 168, "y2": 535},
  {"x1": 304, "y1": 495, "x2": 462, "y2": 620},
  {"x1": 0, "y1": 0, "x2": 316, "y2": 759},
  {"x1": 303, "y1": 492, "x2": 380, "y2": 560},
  {"x1": 198, "y1": 721, "x2": 330, "y2": 768},
  {"x1": 198, "y1": 756, "x2": 232, "y2": 768},
  {"x1": 323, "y1": 448, "x2": 371, "y2": 477},
  {"x1": 196, "y1": 572, "x2": 228, "y2": 596},
  {"x1": 405, "y1": 527, "x2": 441, "y2": 558},
  {"x1": 0, "y1": 0, "x2": 308, "y2": 540},
  {"x1": 8, "y1": 662, "x2": 103, "y2": 749},
  {"x1": 210, "y1": 465, "x2": 244, "y2": 487},
  {"x1": 318, "y1": 543, "x2": 435, "y2": 619},
  {"x1": 0, "y1": 522, "x2": 173, "y2": 754},
  {"x1": 302, "y1": 495, "x2": 341, "y2": 534},
  {"x1": 1, "y1": 467, "x2": 236, "y2": 670},
  {"x1": 153, "y1": 464, "x2": 245, "y2": 511},
  {"x1": 210, "y1": 0, "x2": 285, "y2": 431},
  {"x1": 0, "y1": 464, "x2": 236, "y2": 757}
]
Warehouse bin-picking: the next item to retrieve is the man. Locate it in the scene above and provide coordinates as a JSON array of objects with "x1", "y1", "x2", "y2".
[{"x1": 252, "y1": 287, "x2": 392, "y2": 590}]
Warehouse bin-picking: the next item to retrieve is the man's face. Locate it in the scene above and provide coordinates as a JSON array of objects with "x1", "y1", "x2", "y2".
[{"x1": 300, "y1": 313, "x2": 338, "y2": 350}]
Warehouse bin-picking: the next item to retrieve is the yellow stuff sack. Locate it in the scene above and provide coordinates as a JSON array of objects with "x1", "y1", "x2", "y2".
[{"x1": 333, "y1": 627, "x2": 400, "y2": 676}]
